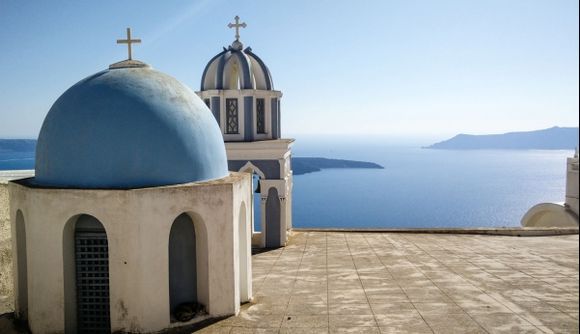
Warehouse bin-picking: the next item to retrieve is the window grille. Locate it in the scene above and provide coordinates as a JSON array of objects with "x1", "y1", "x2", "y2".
[
  {"x1": 75, "y1": 232, "x2": 110, "y2": 333},
  {"x1": 226, "y1": 98, "x2": 239, "y2": 134}
]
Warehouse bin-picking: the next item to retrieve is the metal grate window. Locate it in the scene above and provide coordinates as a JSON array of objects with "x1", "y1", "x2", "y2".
[
  {"x1": 75, "y1": 232, "x2": 111, "y2": 334},
  {"x1": 204, "y1": 98, "x2": 210, "y2": 109},
  {"x1": 256, "y1": 98, "x2": 265, "y2": 134},
  {"x1": 226, "y1": 98, "x2": 239, "y2": 134}
]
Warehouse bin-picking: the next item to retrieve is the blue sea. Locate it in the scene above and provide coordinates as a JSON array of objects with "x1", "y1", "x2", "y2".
[
  {"x1": 0, "y1": 151, "x2": 35, "y2": 170},
  {"x1": 1, "y1": 138, "x2": 571, "y2": 229}
]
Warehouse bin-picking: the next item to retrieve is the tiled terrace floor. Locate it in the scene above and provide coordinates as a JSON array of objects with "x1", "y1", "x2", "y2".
[{"x1": 200, "y1": 232, "x2": 578, "y2": 334}]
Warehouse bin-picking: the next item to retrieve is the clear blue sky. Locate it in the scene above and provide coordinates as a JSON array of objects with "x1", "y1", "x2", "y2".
[{"x1": 0, "y1": 0, "x2": 578, "y2": 141}]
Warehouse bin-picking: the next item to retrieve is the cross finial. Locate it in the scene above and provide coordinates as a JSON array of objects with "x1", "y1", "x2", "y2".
[
  {"x1": 227, "y1": 15, "x2": 247, "y2": 41},
  {"x1": 116, "y1": 27, "x2": 141, "y2": 60}
]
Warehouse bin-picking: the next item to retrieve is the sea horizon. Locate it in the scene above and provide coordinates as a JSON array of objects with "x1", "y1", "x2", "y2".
[{"x1": 2, "y1": 137, "x2": 573, "y2": 230}]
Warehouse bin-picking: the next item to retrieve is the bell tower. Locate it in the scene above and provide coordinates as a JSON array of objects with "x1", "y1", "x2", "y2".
[{"x1": 197, "y1": 16, "x2": 293, "y2": 248}]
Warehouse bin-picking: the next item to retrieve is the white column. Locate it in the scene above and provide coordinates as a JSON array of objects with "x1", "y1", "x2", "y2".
[
  {"x1": 287, "y1": 174, "x2": 293, "y2": 230},
  {"x1": 279, "y1": 196, "x2": 287, "y2": 246},
  {"x1": 259, "y1": 195, "x2": 267, "y2": 248}
]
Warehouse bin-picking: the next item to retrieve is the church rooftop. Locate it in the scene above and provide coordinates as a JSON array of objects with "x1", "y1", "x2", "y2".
[
  {"x1": 195, "y1": 231, "x2": 578, "y2": 333},
  {"x1": 1, "y1": 231, "x2": 578, "y2": 332}
]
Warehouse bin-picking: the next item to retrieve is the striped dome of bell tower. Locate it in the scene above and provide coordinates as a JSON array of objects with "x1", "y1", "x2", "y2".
[
  {"x1": 201, "y1": 46, "x2": 274, "y2": 91},
  {"x1": 196, "y1": 16, "x2": 282, "y2": 142}
]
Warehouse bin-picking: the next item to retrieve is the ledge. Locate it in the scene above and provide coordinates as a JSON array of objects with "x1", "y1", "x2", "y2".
[{"x1": 293, "y1": 227, "x2": 579, "y2": 237}]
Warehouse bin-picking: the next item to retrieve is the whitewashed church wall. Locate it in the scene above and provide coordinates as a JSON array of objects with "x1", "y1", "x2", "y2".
[
  {"x1": 7, "y1": 172, "x2": 252, "y2": 333},
  {"x1": 0, "y1": 181, "x2": 14, "y2": 314}
]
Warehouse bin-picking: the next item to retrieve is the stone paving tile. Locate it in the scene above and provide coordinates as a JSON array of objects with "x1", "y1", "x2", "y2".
[
  {"x1": 367, "y1": 293, "x2": 410, "y2": 304},
  {"x1": 370, "y1": 302, "x2": 416, "y2": 315},
  {"x1": 250, "y1": 295, "x2": 291, "y2": 306},
  {"x1": 375, "y1": 312, "x2": 433, "y2": 333},
  {"x1": 220, "y1": 314, "x2": 284, "y2": 328},
  {"x1": 374, "y1": 310, "x2": 423, "y2": 327},
  {"x1": 195, "y1": 232, "x2": 579, "y2": 333},
  {"x1": 518, "y1": 312, "x2": 579, "y2": 333},
  {"x1": 286, "y1": 302, "x2": 328, "y2": 315},
  {"x1": 243, "y1": 303, "x2": 287, "y2": 315},
  {"x1": 279, "y1": 328, "x2": 329, "y2": 334},
  {"x1": 229, "y1": 328, "x2": 279, "y2": 334},
  {"x1": 364, "y1": 286, "x2": 406, "y2": 296},
  {"x1": 422, "y1": 313, "x2": 487, "y2": 334},
  {"x1": 330, "y1": 327, "x2": 381, "y2": 334},
  {"x1": 281, "y1": 315, "x2": 328, "y2": 328},
  {"x1": 470, "y1": 312, "x2": 536, "y2": 333},
  {"x1": 454, "y1": 293, "x2": 514, "y2": 314},
  {"x1": 329, "y1": 303, "x2": 373, "y2": 315},
  {"x1": 328, "y1": 289, "x2": 368, "y2": 304},
  {"x1": 289, "y1": 293, "x2": 327, "y2": 305},
  {"x1": 401, "y1": 286, "x2": 451, "y2": 303},
  {"x1": 328, "y1": 314, "x2": 377, "y2": 328},
  {"x1": 546, "y1": 300, "x2": 580, "y2": 313},
  {"x1": 413, "y1": 302, "x2": 466, "y2": 316},
  {"x1": 195, "y1": 324, "x2": 232, "y2": 333},
  {"x1": 379, "y1": 323, "x2": 433, "y2": 334}
]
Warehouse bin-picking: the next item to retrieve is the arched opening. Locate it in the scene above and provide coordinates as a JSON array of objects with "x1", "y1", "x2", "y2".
[
  {"x1": 240, "y1": 162, "x2": 265, "y2": 233},
  {"x1": 169, "y1": 213, "x2": 206, "y2": 322},
  {"x1": 15, "y1": 210, "x2": 28, "y2": 321},
  {"x1": 252, "y1": 173, "x2": 262, "y2": 232},
  {"x1": 238, "y1": 203, "x2": 249, "y2": 303},
  {"x1": 265, "y1": 187, "x2": 281, "y2": 248},
  {"x1": 63, "y1": 214, "x2": 110, "y2": 333}
]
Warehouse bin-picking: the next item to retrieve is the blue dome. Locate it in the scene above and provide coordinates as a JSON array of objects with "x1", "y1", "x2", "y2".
[{"x1": 35, "y1": 64, "x2": 229, "y2": 189}]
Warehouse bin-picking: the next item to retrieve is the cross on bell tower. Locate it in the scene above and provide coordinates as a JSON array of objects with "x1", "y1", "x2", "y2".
[
  {"x1": 116, "y1": 27, "x2": 141, "y2": 60},
  {"x1": 228, "y1": 16, "x2": 247, "y2": 41}
]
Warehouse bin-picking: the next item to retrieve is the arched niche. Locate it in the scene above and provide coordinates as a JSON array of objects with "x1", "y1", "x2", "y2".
[
  {"x1": 168, "y1": 212, "x2": 209, "y2": 321},
  {"x1": 63, "y1": 214, "x2": 110, "y2": 333},
  {"x1": 265, "y1": 187, "x2": 281, "y2": 248},
  {"x1": 223, "y1": 58, "x2": 242, "y2": 90},
  {"x1": 15, "y1": 210, "x2": 28, "y2": 321}
]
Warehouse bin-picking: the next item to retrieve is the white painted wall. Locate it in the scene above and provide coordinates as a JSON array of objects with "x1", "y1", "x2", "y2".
[
  {"x1": 9, "y1": 172, "x2": 252, "y2": 334},
  {"x1": 0, "y1": 171, "x2": 34, "y2": 315}
]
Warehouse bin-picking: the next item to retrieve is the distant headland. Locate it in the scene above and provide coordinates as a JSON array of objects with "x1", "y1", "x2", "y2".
[
  {"x1": 0, "y1": 139, "x2": 36, "y2": 153},
  {"x1": 0, "y1": 139, "x2": 384, "y2": 175},
  {"x1": 292, "y1": 157, "x2": 384, "y2": 175},
  {"x1": 425, "y1": 126, "x2": 579, "y2": 150}
]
